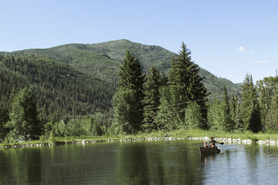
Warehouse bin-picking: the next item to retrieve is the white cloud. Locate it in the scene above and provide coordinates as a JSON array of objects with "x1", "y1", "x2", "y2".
[
  {"x1": 238, "y1": 47, "x2": 255, "y2": 53},
  {"x1": 254, "y1": 60, "x2": 269, "y2": 64},
  {"x1": 239, "y1": 46, "x2": 246, "y2": 52}
]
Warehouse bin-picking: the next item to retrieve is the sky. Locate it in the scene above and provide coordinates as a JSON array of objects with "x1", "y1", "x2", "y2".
[{"x1": 1, "y1": 0, "x2": 277, "y2": 83}]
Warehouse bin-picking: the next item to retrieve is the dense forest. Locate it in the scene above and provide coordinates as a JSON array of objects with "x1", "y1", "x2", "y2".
[
  {"x1": 0, "y1": 55, "x2": 115, "y2": 128},
  {"x1": 1, "y1": 40, "x2": 277, "y2": 143},
  {"x1": 0, "y1": 39, "x2": 241, "y2": 98}
]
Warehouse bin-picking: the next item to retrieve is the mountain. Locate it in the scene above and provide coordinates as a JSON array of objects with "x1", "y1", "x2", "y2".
[
  {"x1": 1, "y1": 39, "x2": 241, "y2": 98},
  {"x1": 0, "y1": 55, "x2": 115, "y2": 123},
  {"x1": 0, "y1": 39, "x2": 241, "y2": 123}
]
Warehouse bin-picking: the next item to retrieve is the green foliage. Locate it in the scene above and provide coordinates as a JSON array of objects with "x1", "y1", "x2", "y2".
[
  {"x1": 5, "y1": 88, "x2": 42, "y2": 141},
  {"x1": 113, "y1": 51, "x2": 145, "y2": 134},
  {"x1": 241, "y1": 74, "x2": 262, "y2": 133},
  {"x1": 39, "y1": 135, "x2": 47, "y2": 142},
  {"x1": 142, "y1": 66, "x2": 166, "y2": 132},
  {"x1": 2, "y1": 40, "x2": 271, "y2": 139},
  {"x1": 92, "y1": 122, "x2": 103, "y2": 136},
  {"x1": 257, "y1": 76, "x2": 278, "y2": 132},
  {"x1": 118, "y1": 50, "x2": 145, "y2": 91},
  {"x1": 112, "y1": 88, "x2": 142, "y2": 134},
  {"x1": 169, "y1": 42, "x2": 209, "y2": 125},
  {"x1": 0, "y1": 104, "x2": 10, "y2": 140},
  {"x1": 1, "y1": 39, "x2": 241, "y2": 100},
  {"x1": 207, "y1": 98, "x2": 225, "y2": 131},
  {"x1": 155, "y1": 86, "x2": 179, "y2": 132},
  {"x1": 66, "y1": 119, "x2": 88, "y2": 136},
  {"x1": 230, "y1": 95, "x2": 244, "y2": 132},
  {"x1": 49, "y1": 131, "x2": 56, "y2": 142},
  {"x1": 42, "y1": 117, "x2": 105, "y2": 138},
  {"x1": 184, "y1": 102, "x2": 205, "y2": 129},
  {"x1": 0, "y1": 56, "x2": 115, "y2": 124},
  {"x1": 51, "y1": 121, "x2": 65, "y2": 137},
  {"x1": 270, "y1": 88, "x2": 278, "y2": 130},
  {"x1": 222, "y1": 85, "x2": 235, "y2": 132}
]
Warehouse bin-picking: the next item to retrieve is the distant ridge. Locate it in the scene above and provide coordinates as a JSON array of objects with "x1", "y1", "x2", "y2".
[{"x1": 0, "y1": 39, "x2": 241, "y2": 98}]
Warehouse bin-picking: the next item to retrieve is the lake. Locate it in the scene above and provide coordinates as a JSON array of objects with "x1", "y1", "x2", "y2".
[{"x1": 1, "y1": 140, "x2": 278, "y2": 185}]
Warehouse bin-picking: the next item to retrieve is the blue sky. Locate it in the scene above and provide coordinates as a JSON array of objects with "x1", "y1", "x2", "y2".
[{"x1": 1, "y1": 0, "x2": 277, "y2": 83}]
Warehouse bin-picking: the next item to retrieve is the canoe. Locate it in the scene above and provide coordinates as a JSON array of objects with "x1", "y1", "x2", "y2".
[{"x1": 199, "y1": 147, "x2": 220, "y2": 154}]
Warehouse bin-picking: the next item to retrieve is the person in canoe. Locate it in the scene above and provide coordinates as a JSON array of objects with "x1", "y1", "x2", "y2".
[
  {"x1": 203, "y1": 137, "x2": 218, "y2": 148},
  {"x1": 209, "y1": 137, "x2": 218, "y2": 148}
]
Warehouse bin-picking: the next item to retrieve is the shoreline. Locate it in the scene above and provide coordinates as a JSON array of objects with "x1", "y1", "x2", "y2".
[{"x1": 1, "y1": 136, "x2": 278, "y2": 149}]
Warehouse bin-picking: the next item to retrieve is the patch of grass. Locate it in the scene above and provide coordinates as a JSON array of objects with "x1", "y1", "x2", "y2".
[{"x1": 4, "y1": 128, "x2": 278, "y2": 147}]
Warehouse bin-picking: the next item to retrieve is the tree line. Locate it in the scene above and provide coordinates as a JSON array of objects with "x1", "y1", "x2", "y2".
[
  {"x1": 1, "y1": 43, "x2": 278, "y2": 143},
  {"x1": 0, "y1": 55, "x2": 115, "y2": 121},
  {"x1": 0, "y1": 55, "x2": 115, "y2": 142},
  {"x1": 111, "y1": 43, "x2": 209, "y2": 134},
  {"x1": 111, "y1": 42, "x2": 278, "y2": 135}
]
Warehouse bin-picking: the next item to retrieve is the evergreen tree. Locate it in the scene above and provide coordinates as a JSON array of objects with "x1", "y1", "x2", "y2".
[
  {"x1": 92, "y1": 122, "x2": 103, "y2": 136},
  {"x1": 160, "y1": 71, "x2": 168, "y2": 87},
  {"x1": 112, "y1": 51, "x2": 145, "y2": 134},
  {"x1": 241, "y1": 74, "x2": 262, "y2": 133},
  {"x1": 8, "y1": 84, "x2": 18, "y2": 110},
  {"x1": 112, "y1": 88, "x2": 141, "y2": 134},
  {"x1": 142, "y1": 66, "x2": 162, "y2": 132},
  {"x1": 0, "y1": 56, "x2": 115, "y2": 124},
  {"x1": 169, "y1": 42, "x2": 209, "y2": 127},
  {"x1": 0, "y1": 104, "x2": 10, "y2": 140},
  {"x1": 222, "y1": 85, "x2": 234, "y2": 131},
  {"x1": 257, "y1": 80, "x2": 268, "y2": 132},
  {"x1": 270, "y1": 87, "x2": 278, "y2": 130},
  {"x1": 184, "y1": 102, "x2": 204, "y2": 129},
  {"x1": 207, "y1": 97, "x2": 225, "y2": 131},
  {"x1": 154, "y1": 86, "x2": 177, "y2": 131},
  {"x1": 230, "y1": 95, "x2": 243, "y2": 132},
  {"x1": 249, "y1": 103, "x2": 261, "y2": 133},
  {"x1": 257, "y1": 76, "x2": 278, "y2": 131},
  {"x1": 5, "y1": 88, "x2": 42, "y2": 141}
]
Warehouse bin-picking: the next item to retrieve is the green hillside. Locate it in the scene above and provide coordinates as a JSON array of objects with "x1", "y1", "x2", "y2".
[
  {"x1": 0, "y1": 55, "x2": 115, "y2": 123},
  {"x1": 0, "y1": 40, "x2": 242, "y2": 120},
  {"x1": 1, "y1": 39, "x2": 241, "y2": 98}
]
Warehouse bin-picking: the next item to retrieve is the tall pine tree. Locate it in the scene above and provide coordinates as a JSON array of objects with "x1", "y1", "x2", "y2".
[
  {"x1": 241, "y1": 74, "x2": 262, "y2": 133},
  {"x1": 222, "y1": 85, "x2": 234, "y2": 132},
  {"x1": 184, "y1": 102, "x2": 204, "y2": 129},
  {"x1": 155, "y1": 86, "x2": 177, "y2": 131},
  {"x1": 270, "y1": 86, "x2": 278, "y2": 130},
  {"x1": 230, "y1": 95, "x2": 243, "y2": 132},
  {"x1": 6, "y1": 87, "x2": 42, "y2": 141},
  {"x1": 0, "y1": 104, "x2": 10, "y2": 140},
  {"x1": 257, "y1": 76, "x2": 278, "y2": 131},
  {"x1": 112, "y1": 51, "x2": 145, "y2": 134},
  {"x1": 169, "y1": 42, "x2": 209, "y2": 128},
  {"x1": 207, "y1": 97, "x2": 225, "y2": 131},
  {"x1": 142, "y1": 66, "x2": 165, "y2": 132}
]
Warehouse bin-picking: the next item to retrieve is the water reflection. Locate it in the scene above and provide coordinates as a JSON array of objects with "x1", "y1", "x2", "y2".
[
  {"x1": 244, "y1": 145, "x2": 260, "y2": 183},
  {"x1": 117, "y1": 141, "x2": 204, "y2": 185},
  {"x1": 200, "y1": 154, "x2": 216, "y2": 166},
  {"x1": 0, "y1": 148, "x2": 42, "y2": 184},
  {"x1": 117, "y1": 142, "x2": 150, "y2": 184},
  {"x1": 1, "y1": 141, "x2": 278, "y2": 184},
  {"x1": 39, "y1": 144, "x2": 118, "y2": 184}
]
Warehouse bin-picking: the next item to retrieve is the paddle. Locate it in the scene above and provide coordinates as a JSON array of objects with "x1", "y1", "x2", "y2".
[
  {"x1": 212, "y1": 139, "x2": 224, "y2": 145},
  {"x1": 203, "y1": 140, "x2": 224, "y2": 147}
]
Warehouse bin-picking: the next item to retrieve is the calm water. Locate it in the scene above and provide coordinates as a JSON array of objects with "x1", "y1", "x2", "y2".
[{"x1": 1, "y1": 140, "x2": 278, "y2": 185}]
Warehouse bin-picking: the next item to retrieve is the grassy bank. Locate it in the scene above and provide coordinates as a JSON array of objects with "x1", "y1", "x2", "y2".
[
  {"x1": 1, "y1": 129, "x2": 278, "y2": 147},
  {"x1": 163, "y1": 129, "x2": 278, "y2": 141}
]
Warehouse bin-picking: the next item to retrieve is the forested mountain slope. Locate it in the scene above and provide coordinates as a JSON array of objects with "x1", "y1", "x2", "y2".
[
  {"x1": 1, "y1": 39, "x2": 241, "y2": 98},
  {"x1": 0, "y1": 55, "x2": 115, "y2": 123}
]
